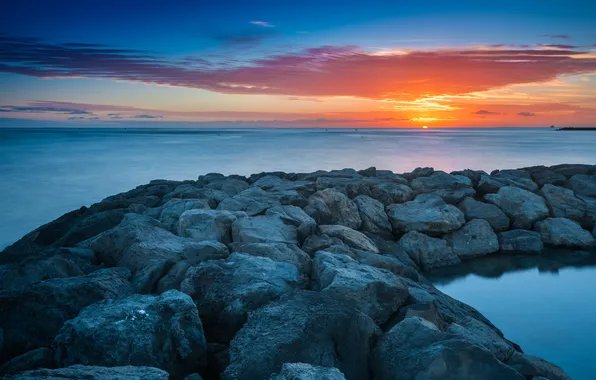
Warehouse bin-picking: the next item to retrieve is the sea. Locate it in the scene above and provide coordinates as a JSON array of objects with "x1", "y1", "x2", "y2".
[{"x1": 1, "y1": 125, "x2": 596, "y2": 378}]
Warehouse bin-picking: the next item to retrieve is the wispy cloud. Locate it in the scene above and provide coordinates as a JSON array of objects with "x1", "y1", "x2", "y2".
[
  {"x1": 474, "y1": 110, "x2": 501, "y2": 115},
  {"x1": 541, "y1": 34, "x2": 571, "y2": 39},
  {"x1": 0, "y1": 105, "x2": 95, "y2": 115},
  {"x1": 518, "y1": 111, "x2": 536, "y2": 117},
  {"x1": 131, "y1": 114, "x2": 163, "y2": 119},
  {"x1": 250, "y1": 21, "x2": 274, "y2": 28}
]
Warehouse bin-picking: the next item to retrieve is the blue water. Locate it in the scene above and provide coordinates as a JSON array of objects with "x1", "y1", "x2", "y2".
[{"x1": 1, "y1": 126, "x2": 596, "y2": 378}]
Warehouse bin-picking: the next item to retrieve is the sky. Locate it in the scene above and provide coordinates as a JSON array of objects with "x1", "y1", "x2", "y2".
[{"x1": 1, "y1": 0, "x2": 596, "y2": 128}]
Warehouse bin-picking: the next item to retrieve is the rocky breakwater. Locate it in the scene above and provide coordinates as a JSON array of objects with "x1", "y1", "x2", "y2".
[{"x1": 2, "y1": 165, "x2": 595, "y2": 379}]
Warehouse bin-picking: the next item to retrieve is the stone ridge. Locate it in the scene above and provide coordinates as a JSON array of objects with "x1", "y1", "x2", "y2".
[{"x1": 2, "y1": 164, "x2": 593, "y2": 379}]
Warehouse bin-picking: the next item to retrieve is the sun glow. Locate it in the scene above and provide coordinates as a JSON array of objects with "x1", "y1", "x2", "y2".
[{"x1": 422, "y1": 126, "x2": 428, "y2": 129}]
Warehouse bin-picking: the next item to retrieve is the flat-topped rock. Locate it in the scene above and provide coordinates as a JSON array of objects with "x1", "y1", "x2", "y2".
[
  {"x1": 444, "y1": 219, "x2": 499, "y2": 259},
  {"x1": 399, "y1": 231, "x2": 461, "y2": 270},
  {"x1": 410, "y1": 171, "x2": 475, "y2": 204},
  {"x1": 305, "y1": 188, "x2": 361, "y2": 229},
  {"x1": 318, "y1": 224, "x2": 379, "y2": 252},
  {"x1": 178, "y1": 209, "x2": 247, "y2": 243},
  {"x1": 565, "y1": 174, "x2": 596, "y2": 198},
  {"x1": 498, "y1": 230, "x2": 544, "y2": 254},
  {"x1": 232, "y1": 215, "x2": 298, "y2": 245},
  {"x1": 353, "y1": 195, "x2": 392, "y2": 237},
  {"x1": 458, "y1": 197, "x2": 510, "y2": 231},
  {"x1": 535, "y1": 217, "x2": 596, "y2": 249},
  {"x1": 484, "y1": 186, "x2": 549, "y2": 229}
]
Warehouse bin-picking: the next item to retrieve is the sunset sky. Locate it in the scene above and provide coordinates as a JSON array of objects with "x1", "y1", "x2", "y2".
[{"x1": 1, "y1": 0, "x2": 596, "y2": 127}]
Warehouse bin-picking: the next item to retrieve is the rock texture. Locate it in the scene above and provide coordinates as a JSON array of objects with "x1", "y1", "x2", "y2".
[
  {"x1": 444, "y1": 219, "x2": 499, "y2": 259},
  {"x1": 484, "y1": 186, "x2": 549, "y2": 229},
  {"x1": 535, "y1": 217, "x2": 596, "y2": 248}
]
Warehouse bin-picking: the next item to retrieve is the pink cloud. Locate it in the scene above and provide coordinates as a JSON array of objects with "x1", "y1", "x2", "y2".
[{"x1": 250, "y1": 21, "x2": 274, "y2": 28}]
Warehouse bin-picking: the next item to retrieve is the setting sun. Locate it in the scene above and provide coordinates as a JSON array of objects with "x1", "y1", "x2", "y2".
[{"x1": 422, "y1": 126, "x2": 428, "y2": 129}]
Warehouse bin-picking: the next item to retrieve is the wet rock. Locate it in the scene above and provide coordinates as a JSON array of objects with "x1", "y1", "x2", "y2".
[
  {"x1": 498, "y1": 230, "x2": 544, "y2": 254},
  {"x1": 410, "y1": 171, "x2": 476, "y2": 204},
  {"x1": 458, "y1": 197, "x2": 510, "y2": 231},
  {"x1": 370, "y1": 182, "x2": 414, "y2": 205},
  {"x1": 222, "y1": 290, "x2": 381, "y2": 380},
  {"x1": 266, "y1": 205, "x2": 317, "y2": 243},
  {"x1": 312, "y1": 251, "x2": 409, "y2": 324},
  {"x1": 352, "y1": 195, "x2": 392, "y2": 237},
  {"x1": 387, "y1": 194, "x2": 465, "y2": 236},
  {"x1": 318, "y1": 225, "x2": 379, "y2": 252},
  {"x1": 391, "y1": 302, "x2": 446, "y2": 331},
  {"x1": 232, "y1": 215, "x2": 298, "y2": 245},
  {"x1": 181, "y1": 253, "x2": 305, "y2": 343},
  {"x1": 0, "y1": 267, "x2": 133, "y2": 363},
  {"x1": 178, "y1": 209, "x2": 247, "y2": 244},
  {"x1": 53, "y1": 290, "x2": 207, "y2": 378},
  {"x1": 399, "y1": 231, "x2": 460, "y2": 270},
  {"x1": 270, "y1": 363, "x2": 347, "y2": 380},
  {"x1": 484, "y1": 186, "x2": 549, "y2": 229},
  {"x1": 0, "y1": 348, "x2": 55, "y2": 376},
  {"x1": 535, "y1": 217, "x2": 596, "y2": 249},
  {"x1": 444, "y1": 219, "x2": 499, "y2": 259},
  {"x1": 506, "y1": 352, "x2": 571, "y2": 380},
  {"x1": 9, "y1": 365, "x2": 169, "y2": 380},
  {"x1": 565, "y1": 174, "x2": 596, "y2": 198},
  {"x1": 305, "y1": 188, "x2": 361, "y2": 229}
]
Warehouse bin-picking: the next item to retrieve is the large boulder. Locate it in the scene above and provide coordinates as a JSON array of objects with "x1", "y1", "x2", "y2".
[
  {"x1": 8, "y1": 365, "x2": 169, "y2": 380},
  {"x1": 550, "y1": 163, "x2": 596, "y2": 178},
  {"x1": 0, "y1": 348, "x2": 55, "y2": 376},
  {"x1": 312, "y1": 251, "x2": 409, "y2": 324},
  {"x1": 450, "y1": 169, "x2": 488, "y2": 187},
  {"x1": 370, "y1": 182, "x2": 414, "y2": 205},
  {"x1": 266, "y1": 205, "x2": 317, "y2": 243},
  {"x1": 181, "y1": 253, "x2": 305, "y2": 343},
  {"x1": 497, "y1": 230, "x2": 543, "y2": 254},
  {"x1": 353, "y1": 195, "x2": 392, "y2": 237},
  {"x1": 540, "y1": 184, "x2": 587, "y2": 224},
  {"x1": 229, "y1": 242, "x2": 312, "y2": 278},
  {"x1": 446, "y1": 316, "x2": 517, "y2": 362},
  {"x1": 270, "y1": 363, "x2": 346, "y2": 380},
  {"x1": 178, "y1": 209, "x2": 247, "y2": 244},
  {"x1": 150, "y1": 198, "x2": 210, "y2": 233},
  {"x1": 530, "y1": 169, "x2": 566, "y2": 187},
  {"x1": 444, "y1": 219, "x2": 499, "y2": 260},
  {"x1": 216, "y1": 187, "x2": 281, "y2": 215},
  {"x1": 54, "y1": 209, "x2": 126, "y2": 247},
  {"x1": 410, "y1": 171, "x2": 475, "y2": 204},
  {"x1": 506, "y1": 352, "x2": 572, "y2": 380},
  {"x1": 222, "y1": 291, "x2": 381, "y2": 380},
  {"x1": 304, "y1": 189, "x2": 361, "y2": 229},
  {"x1": 372, "y1": 317, "x2": 523, "y2": 380},
  {"x1": 318, "y1": 225, "x2": 379, "y2": 253},
  {"x1": 535, "y1": 218, "x2": 596, "y2": 249},
  {"x1": 0, "y1": 268, "x2": 133, "y2": 363},
  {"x1": 491, "y1": 169, "x2": 539, "y2": 192},
  {"x1": 386, "y1": 194, "x2": 465, "y2": 236},
  {"x1": 457, "y1": 197, "x2": 510, "y2": 232},
  {"x1": 252, "y1": 175, "x2": 316, "y2": 196},
  {"x1": 53, "y1": 290, "x2": 207, "y2": 378},
  {"x1": 232, "y1": 215, "x2": 298, "y2": 245},
  {"x1": 399, "y1": 231, "x2": 460, "y2": 270},
  {"x1": 484, "y1": 186, "x2": 549, "y2": 229},
  {"x1": 205, "y1": 178, "x2": 250, "y2": 196},
  {"x1": 565, "y1": 174, "x2": 596, "y2": 197}
]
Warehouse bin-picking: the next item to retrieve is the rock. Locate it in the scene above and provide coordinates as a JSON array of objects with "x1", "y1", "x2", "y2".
[
  {"x1": 152, "y1": 198, "x2": 210, "y2": 232},
  {"x1": 232, "y1": 215, "x2": 298, "y2": 245},
  {"x1": 506, "y1": 352, "x2": 572, "y2": 380},
  {"x1": 386, "y1": 194, "x2": 465, "y2": 236},
  {"x1": 457, "y1": 197, "x2": 510, "y2": 231},
  {"x1": 565, "y1": 174, "x2": 596, "y2": 197},
  {"x1": 266, "y1": 205, "x2": 317, "y2": 243},
  {"x1": 181, "y1": 253, "x2": 305, "y2": 343},
  {"x1": 477, "y1": 175, "x2": 506, "y2": 194},
  {"x1": 205, "y1": 178, "x2": 250, "y2": 196},
  {"x1": 489, "y1": 169, "x2": 539, "y2": 192},
  {"x1": 155, "y1": 260, "x2": 192, "y2": 293},
  {"x1": 216, "y1": 187, "x2": 281, "y2": 215},
  {"x1": 0, "y1": 268, "x2": 133, "y2": 363},
  {"x1": 358, "y1": 166, "x2": 377, "y2": 177},
  {"x1": 402, "y1": 167, "x2": 434, "y2": 180},
  {"x1": 198, "y1": 172, "x2": 225, "y2": 184},
  {"x1": 178, "y1": 209, "x2": 247, "y2": 244},
  {"x1": 222, "y1": 290, "x2": 381, "y2": 380},
  {"x1": 498, "y1": 230, "x2": 544, "y2": 254},
  {"x1": 252, "y1": 176, "x2": 316, "y2": 196},
  {"x1": 446, "y1": 316, "x2": 517, "y2": 361},
  {"x1": 348, "y1": 249, "x2": 421, "y2": 281},
  {"x1": 318, "y1": 225, "x2": 379, "y2": 253},
  {"x1": 315, "y1": 177, "x2": 372, "y2": 197},
  {"x1": 300, "y1": 168, "x2": 361, "y2": 181},
  {"x1": 444, "y1": 219, "x2": 499, "y2": 259},
  {"x1": 372, "y1": 317, "x2": 523, "y2": 380},
  {"x1": 305, "y1": 189, "x2": 361, "y2": 229},
  {"x1": 550, "y1": 163, "x2": 596, "y2": 178},
  {"x1": 270, "y1": 363, "x2": 347, "y2": 380},
  {"x1": 450, "y1": 169, "x2": 488, "y2": 187},
  {"x1": 312, "y1": 251, "x2": 409, "y2": 324},
  {"x1": 53, "y1": 290, "x2": 207, "y2": 378},
  {"x1": 540, "y1": 184, "x2": 587, "y2": 223},
  {"x1": 366, "y1": 236, "x2": 420, "y2": 270},
  {"x1": 163, "y1": 183, "x2": 206, "y2": 201},
  {"x1": 55, "y1": 209, "x2": 126, "y2": 247},
  {"x1": 185, "y1": 373, "x2": 205, "y2": 380},
  {"x1": 8, "y1": 365, "x2": 169, "y2": 379},
  {"x1": 399, "y1": 231, "x2": 461, "y2": 270},
  {"x1": 485, "y1": 186, "x2": 549, "y2": 229},
  {"x1": 0, "y1": 348, "x2": 55, "y2": 376},
  {"x1": 229, "y1": 242, "x2": 312, "y2": 277},
  {"x1": 370, "y1": 182, "x2": 414, "y2": 205},
  {"x1": 535, "y1": 217, "x2": 596, "y2": 248},
  {"x1": 530, "y1": 169, "x2": 566, "y2": 187},
  {"x1": 391, "y1": 302, "x2": 446, "y2": 331},
  {"x1": 410, "y1": 171, "x2": 475, "y2": 204},
  {"x1": 352, "y1": 195, "x2": 392, "y2": 237}
]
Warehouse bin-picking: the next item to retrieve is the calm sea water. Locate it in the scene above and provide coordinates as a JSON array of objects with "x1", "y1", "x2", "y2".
[{"x1": 1, "y1": 126, "x2": 596, "y2": 378}]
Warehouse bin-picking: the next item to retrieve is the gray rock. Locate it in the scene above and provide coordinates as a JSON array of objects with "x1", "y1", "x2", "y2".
[
  {"x1": 352, "y1": 195, "x2": 392, "y2": 237},
  {"x1": 0, "y1": 268, "x2": 133, "y2": 363},
  {"x1": 205, "y1": 178, "x2": 250, "y2": 196},
  {"x1": 446, "y1": 316, "x2": 517, "y2": 361},
  {"x1": 152, "y1": 198, "x2": 210, "y2": 232},
  {"x1": 450, "y1": 169, "x2": 488, "y2": 187},
  {"x1": 530, "y1": 169, "x2": 567, "y2": 187},
  {"x1": 252, "y1": 175, "x2": 316, "y2": 196},
  {"x1": 402, "y1": 167, "x2": 434, "y2": 180},
  {"x1": 315, "y1": 177, "x2": 372, "y2": 197},
  {"x1": 198, "y1": 172, "x2": 225, "y2": 184},
  {"x1": 178, "y1": 209, "x2": 247, "y2": 244},
  {"x1": 8, "y1": 365, "x2": 169, "y2": 380},
  {"x1": 444, "y1": 219, "x2": 499, "y2": 259},
  {"x1": 490, "y1": 169, "x2": 539, "y2": 192},
  {"x1": 318, "y1": 225, "x2": 379, "y2": 252},
  {"x1": 266, "y1": 205, "x2": 317, "y2": 242},
  {"x1": 347, "y1": 249, "x2": 421, "y2": 281},
  {"x1": 551, "y1": 163, "x2": 596, "y2": 178},
  {"x1": 391, "y1": 302, "x2": 446, "y2": 331},
  {"x1": 301, "y1": 233, "x2": 340, "y2": 256},
  {"x1": 181, "y1": 253, "x2": 305, "y2": 343},
  {"x1": 497, "y1": 230, "x2": 544, "y2": 254},
  {"x1": 370, "y1": 182, "x2": 414, "y2": 205},
  {"x1": 270, "y1": 363, "x2": 346, "y2": 380},
  {"x1": 163, "y1": 183, "x2": 208, "y2": 201},
  {"x1": 541, "y1": 184, "x2": 587, "y2": 222},
  {"x1": 458, "y1": 197, "x2": 510, "y2": 231},
  {"x1": 53, "y1": 290, "x2": 207, "y2": 378},
  {"x1": 312, "y1": 251, "x2": 409, "y2": 324},
  {"x1": 410, "y1": 171, "x2": 476, "y2": 204},
  {"x1": 300, "y1": 168, "x2": 362, "y2": 181},
  {"x1": 535, "y1": 217, "x2": 596, "y2": 249},
  {"x1": 0, "y1": 348, "x2": 55, "y2": 376},
  {"x1": 485, "y1": 186, "x2": 549, "y2": 229},
  {"x1": 506, "y1": 352, "x2": 571, "y2": 380},
  {"x1": 305, "y1": 189, "x2": 361, "y2": 229},
  {"x1": 155, "y1": 260, "x2": 192, "y2": 293},
  {"x1": 55, "y1": 209, "x2": 126, "y2": 247},
  {"x1": 372, "y1": 317, "x2": 523, "y2": 380},
  {"x1": 565, "y1": 174, "x2": 596, "y2": 198},
  {"x1": 232, "y1": 215, "x2": 298, "y2": 245},
  {"x1": 399, "y1": 231, "x2": 460, "y2": 270},
  {"x1": 216, "y1": 187, "x2": 281, "y2": 215},
  {"x1": 222, "y1": 290, "x2": 381, "y2": 380},
  {"x1": 387, "y1": 194, "x2": 465, "y2": 236},
  {"x1": 358, "y1": 167, "x2": 377, "y2": 177},
  {"x1": 229, "y1": 242, "x2": 312, "y2": 278}
]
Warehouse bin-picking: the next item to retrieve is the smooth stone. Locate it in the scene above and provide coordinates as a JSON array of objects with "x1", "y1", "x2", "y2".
[
  {"x1": 458, "y1": 197, "x2": 510, "y2": 232},
  {"x1": 152, "y1": 198, "x2": 210, "y2": 232},
  {"x1": 270, "y1": 363, "x2": 347, "y2": 380},
  {"x1": 530, "y1": 169, "x2": 567, "y2": 187},
  {"x1": 305, "y1": 188, "x2": 361, "y2": 229},
  {"x1": 565, "y1": 174, "x2": 596, "y2": 198},
  {"x1": 205, "y1": 178, "x2": 250, "y2": 196},
  {"x1": 178, "y1": 209, "x2": 247, "y2": 244},
  {"x1": 446, "y1": 316, "x2": 517, "y2": 361},
  {"x1": 490, "y1": 169, "x2": 539, "y2": 192},
  {"x1": 450, "y1": 169, "x2": 488, "y2": 187},
  {"x1": 535, "y1": 217, "x2": 596, "y2": 249},
  {"x1": 9, "y1": 365, "x2": 169, "y2": 380},
  {"x1": 484, "y1": 186, "x2": 549, "y2": 229},
  {"x1": 370, "y1": 182, "x2": 414, "y2": 205},
  {"x1": 266, "y1": 205, "x2": 317, "y2": 242},
  {"x1": 410, "y1": 171, "x2": 476, "y2": 204},
  {"x1": 53, "y1": 290, "x2": 207, "y2": 378},
  {"x1": 229, "y1": 242, "x2": 312, "y2": 277},
  {"x1": 399, "y1": 231, "x2": 461, "y2": 270},
  {"x1": 402, "y1": 167, "x2": 434, "y2": 180},
  {"x1": 232, "y1": 215, "x2": 298, "y2": 245},
  {"x1": 55, "y1": 209, "x2": 126, "y2": 247},
  {"x1": 497, "y1": 230, "x2": 544, "y2": 254},
  {"x1": 216, "y1": 187, "x2": 281, "y2": 216},
  {"x1": 353, "y1": 196, "x2": 392, "y2": 237},
  {"x1": 444, "y1": 219, "x2": 499, "y2": 260},
  {"x1": 318, "y1": 225, "x2": 379, "y2": 253}
]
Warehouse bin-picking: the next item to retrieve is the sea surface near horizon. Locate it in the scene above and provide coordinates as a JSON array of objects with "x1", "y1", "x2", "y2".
[{"x1": 1, "y1": 125, "x2": 596, "y2": 379}]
